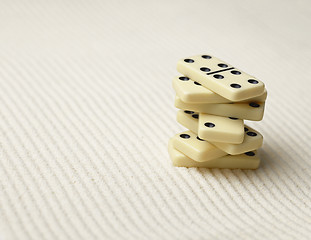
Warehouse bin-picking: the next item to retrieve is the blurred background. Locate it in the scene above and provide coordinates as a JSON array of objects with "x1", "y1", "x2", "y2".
[{"x1": 1, "y1": 0, "x2": 311, "y2": 239}]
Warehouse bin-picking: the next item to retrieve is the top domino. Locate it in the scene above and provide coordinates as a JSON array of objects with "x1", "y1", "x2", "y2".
[{"x1": 177, "y1": 55, "x2": 265, "y2": 101}]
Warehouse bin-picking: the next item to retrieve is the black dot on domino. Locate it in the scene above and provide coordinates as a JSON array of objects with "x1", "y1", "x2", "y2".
[
  {"x1": 248, "y1": 79, "x2": 259, "y2": 84},
  {"x1": 194, "y1": 81, "x2": 201, "y2": 86},
  {"x1": 184, "y1": 59, "x2": 194, "y2": 63},
  {"x1": 244, "y1": 127, "x2": 249, "y2": 132},
  {"x1": 230, "y1": 83, "x2": 241, "y2": 88},
  {"x1": 180, "y1": 134, "x2": 190, "y2": 139},
  {"x1": 184, "y1": 110, "x2": 194, "y2": 114},
  {"x1": 218, "y1": 63, "x2": 228, "y2": 68},
  {"x1": 204, "y1": 122, "x2": 215, "y2": 128},
  {"x1": 231, "y1": 70, "x2": 241, "y2": 75},
  {"x1": 202, "y1": 55, "x2": 212, "y2": 59},
  {"x1": 179, "y1": 76, "x2": 189, "y2": 81},
  {"x1": 200, "y1": 67, "x2": 211, "y2": 72},
  {"x1": 249, "y1": 102, "x2": 260, "y2": 108},
  {"x1": 247, "y1": 132, "x2": 257, "y2": 137},
  {"x1": 245, "y1": 151, "x2": 255, "y2": 156},
  {"x1": 196, "y1": 136, "x2": 205, "y2": 141},
  {"x1": 192, "y1": 114, "x2": 199, "y2": 119},
  {"x1": 229, "y1": 117, "x2": 238, "y2": 120},
  {"x1": 213, "y1": 74, "x2": 224, "y2": 79}
]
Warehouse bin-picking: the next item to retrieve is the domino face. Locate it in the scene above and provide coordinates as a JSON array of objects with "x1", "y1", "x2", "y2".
[
  {"x1": 177, "y1": 110, "x2": 263, "y2": 154},
  {"x1": 171, "y1": 131, "x2": 227, "y2": 162},
  {"x1": 198, "y1": 113, "x2": 244, "y2": 144},
  {"x1": 177, "y1": 55, "x2": 265, "y2": 101},
  {"x1": 175, "y1": 96, "x2": 265, "y2": 121},
  {"x1": 168, "y1": 139, "x2": 260, "y2": 169},
  {"x1": 173, "y1": 76, "x2": 268, "y2": 103}
]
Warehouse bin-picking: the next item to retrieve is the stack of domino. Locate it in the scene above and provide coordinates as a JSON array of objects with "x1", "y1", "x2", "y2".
[{"x1": 169, "y1": 54, "x2": 267, "y2": 169}]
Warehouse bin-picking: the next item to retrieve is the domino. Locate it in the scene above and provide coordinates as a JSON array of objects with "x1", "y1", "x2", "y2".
[
  {"x1": 198, "y1": 113, "x2": 244, "y2": 144},
  {"x1": 175, "y1": 95, "x2": 265, "y2": 121},
  {"x1": 177, "y1": 110, "x2": 263, "y2": 154},
  {"x1": 171, "y1": 131, "x2": 227, "y2": 162},
  {"x1": 173, "y1": 76, "x2": 268, "y2": 103},
  {"x1": 177, "y1": 55, "x2": 265, "y2": 101},
  {"x1": 168, "y1": 139, "x2": 260, "y2": 169}
]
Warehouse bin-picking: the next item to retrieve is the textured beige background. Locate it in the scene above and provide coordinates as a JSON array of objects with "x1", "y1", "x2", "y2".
[{"x1": 1, "y1": 0, "x2": 311, "y2": 239}]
